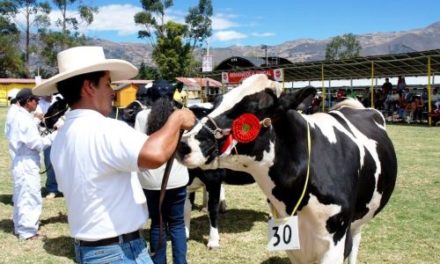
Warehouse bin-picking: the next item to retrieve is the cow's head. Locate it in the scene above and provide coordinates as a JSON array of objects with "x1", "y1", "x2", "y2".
[
  {"x1": 41, "y1": 97, "x2": 68, "y2": 129},
  {"x1": 178, "y1": 74, "x2": 315, "y2": 172}
]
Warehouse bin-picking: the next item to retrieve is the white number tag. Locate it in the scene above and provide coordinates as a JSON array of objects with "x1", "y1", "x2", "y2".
[{"x1": 267, "y1": 216, "x2": 300, "y2": 251}]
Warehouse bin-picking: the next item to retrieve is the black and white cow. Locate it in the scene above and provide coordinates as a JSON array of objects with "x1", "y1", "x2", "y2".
[
  {"x1": 39, "y1": 96, "x2": 69, "y2": 134},
  {"x1": 178, "y1": 74, "x2": 397, "y2": 263}
]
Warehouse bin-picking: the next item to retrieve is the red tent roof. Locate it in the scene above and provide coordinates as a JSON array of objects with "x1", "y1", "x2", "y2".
[{"x1": 176, "y1": 77, "x2": 222, "y2": 88}]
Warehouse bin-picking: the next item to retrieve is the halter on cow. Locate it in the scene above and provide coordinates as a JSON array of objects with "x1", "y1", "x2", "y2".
[
  {"x1": 39, "y1": 96, "x2": 69, "y2": 135},
  {"x1": 178, "y1": 74, "x2": 397, "y2": 264}
]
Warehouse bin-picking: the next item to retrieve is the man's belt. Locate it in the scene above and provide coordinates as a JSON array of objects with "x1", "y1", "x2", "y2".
[{"x1": 78, "y1": 230, "x2": 140, "y2": 247}]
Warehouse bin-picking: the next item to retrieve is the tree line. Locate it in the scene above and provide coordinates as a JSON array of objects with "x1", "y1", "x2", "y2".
[
  {"x1": 1, "y1": 0, "x2": 360, "y2": 81},
  {"x1": 0, "y1": 0, "x2": 213, "y2": 81}
]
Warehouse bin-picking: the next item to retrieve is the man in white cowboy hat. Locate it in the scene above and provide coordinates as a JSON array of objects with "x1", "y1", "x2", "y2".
[
  {"x1": 8, "y1": 88, "x2": 56, "y2": 240},
  {"x1": 33, "y1": 46, "x2": 195, "y2": 264}
]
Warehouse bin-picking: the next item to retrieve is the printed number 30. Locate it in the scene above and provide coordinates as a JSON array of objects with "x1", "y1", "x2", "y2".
[{"x1": 272, "y1": 225, "x2": 292, "y2": 246}]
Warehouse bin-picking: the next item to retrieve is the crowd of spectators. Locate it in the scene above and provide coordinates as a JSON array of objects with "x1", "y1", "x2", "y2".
[{"x1": 312, "y1": 76, "x2": 440, "y2": 124}]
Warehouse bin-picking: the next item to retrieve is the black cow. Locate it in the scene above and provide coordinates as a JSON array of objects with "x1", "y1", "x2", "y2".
[{"x1": 178, "y1": 74, "x2": 397, "y2": 263}]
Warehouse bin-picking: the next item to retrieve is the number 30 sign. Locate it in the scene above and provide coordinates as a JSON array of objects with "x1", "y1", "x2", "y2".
[{"x1": 267, "y1": 216, "x2": 300, "y2": 251}]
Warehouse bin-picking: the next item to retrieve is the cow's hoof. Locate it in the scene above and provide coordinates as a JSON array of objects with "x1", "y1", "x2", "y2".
[
  {"x1": 219, "y1": 201, "x2": 227, "y2": 214},
  {"x1": 207, "y1": 241, "x2": 220, "y2": 249}
]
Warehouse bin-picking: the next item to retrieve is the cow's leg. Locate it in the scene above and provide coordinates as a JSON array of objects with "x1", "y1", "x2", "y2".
[
  {"x1": 319, "y1": 235, "x2": 346, "y2": 264},
  {"x1": 347, "y1": 227, "x2": 362, "y2": 264},
  {"x1": 184, "y1": 191, "x2": 193, "y2": 239},
  {"x1": 219, "y1": 184, "x2": 227, "y2": 213},
  {"x1": 205, "y1": 182, "x2": 222, "y2": 249},
  {"x1": 201, "y1": 186, "x2": 208, "y2": 212}
]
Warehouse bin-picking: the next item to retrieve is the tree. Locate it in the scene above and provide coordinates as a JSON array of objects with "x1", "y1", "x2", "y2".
[
  {"x1": 134, "y1": 0, "x2": 212, "y2": 79},
  {"x1": 0, "y1": 8, "x2": 25, "y2": 77},
  {"x1": 39, "y1": 0, "x2": 97, "y2": 72},
  {"x1": 153, "y1": 21, "x2": 193, "y2": 80},
  {"x1": 185, "y1": 0, "x2": 212, "y2": 52},
  {"x1": 1, "y1": 0, "x2": 50, "y2": 70},
  {"x1": 137, "y1": 62, "x2": 160, "y2": 80},
  {"x1": 325, "y1": 33, "x2": 361, "y2": 61}
]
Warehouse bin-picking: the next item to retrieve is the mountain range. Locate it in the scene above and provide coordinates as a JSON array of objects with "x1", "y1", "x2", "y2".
[{"x1": 48, "y1": 21, "x2": 440, "y2": 70}]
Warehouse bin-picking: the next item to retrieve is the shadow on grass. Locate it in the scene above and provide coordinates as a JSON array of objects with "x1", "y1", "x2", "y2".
[
  {"x1": 261, "y1": 256, "x2": 291, "y2": 264},
  {"x1": 40, "y1": 212, "x2": 68, "y2": 226},
  {"x1": 0, "y1": 219, "x2": 74, "y2": 262},
  {"x1": 0, "y1": 194, "x2": 13, "y2": 206},
  {"x1": 43, "y1": 235, "x2": 76, "y2": 261},
  {"x1": 0, "y1": 219, "x2": 14, "y2": 234},
  {"x1": 187, "y1": 208, "x2": 268, "y2": 245}
]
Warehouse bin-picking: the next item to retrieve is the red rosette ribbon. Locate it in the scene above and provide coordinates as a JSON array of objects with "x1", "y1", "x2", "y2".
[{"x1": 231, "y1": 113, "x2": 261, "y2": 143}]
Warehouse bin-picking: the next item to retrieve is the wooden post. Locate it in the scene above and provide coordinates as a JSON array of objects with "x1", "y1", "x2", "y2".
[
  {"x1": 371, "y1": 61, "x2": 375, "y2": 108},
  {"x1": 321, "y1": 64, "x2": 325, "y2": 112},
  {"x1": 427, "y1": 56, "x2": 432, "y2": 126}
]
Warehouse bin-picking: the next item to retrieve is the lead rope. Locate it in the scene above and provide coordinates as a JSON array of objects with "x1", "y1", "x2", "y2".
[{"x1": 271, "y1": 121, "x2": 311, "y2": 219}]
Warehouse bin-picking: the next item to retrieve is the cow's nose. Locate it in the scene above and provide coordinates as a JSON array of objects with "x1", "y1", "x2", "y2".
[{"x1": 177, "y1": 141, "x2": 191, "y2": 159}]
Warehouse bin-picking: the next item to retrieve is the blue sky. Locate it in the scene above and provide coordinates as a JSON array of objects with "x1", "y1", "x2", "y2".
[{"x1": 20, "y1": 0, "x2": 440, "y2": 48}]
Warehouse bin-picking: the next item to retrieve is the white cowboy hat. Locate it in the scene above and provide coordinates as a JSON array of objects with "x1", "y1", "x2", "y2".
[{"x1": 33, "y1": 46, "x2": 138, "y2": 96}]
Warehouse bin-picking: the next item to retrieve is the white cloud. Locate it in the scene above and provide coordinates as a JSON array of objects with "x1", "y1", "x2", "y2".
[
  {"x1": 213, "y1": 30, "x2": 247, "y2": 41},
  {"x1": 88, "y1": 4, "x2": 143, "y2": 36},
  {"x1": 21, "y1": 4, "x2": 145, "y2": 36},
  {"x1": 13, "y1": 4, "x2": 270, "y2": 45},
  {"x1": 212, "y1": 13, "x2": 238, "y2": 30},
  {"x1": 251, "y1": 32, "x2": 275, "y2": 37}
]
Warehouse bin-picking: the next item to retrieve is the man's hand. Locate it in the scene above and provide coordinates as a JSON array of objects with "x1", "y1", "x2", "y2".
[
  {"x1": 174, "y1": 108, "x2": 196, "y2": 130},
  {"x1": 34, "y1": 112, "x2": 44, "y2": 121}
]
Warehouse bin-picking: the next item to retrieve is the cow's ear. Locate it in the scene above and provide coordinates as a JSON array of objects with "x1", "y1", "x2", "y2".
[{"x1": 278, "y1": 86, "x2": 316, "y2": 111}]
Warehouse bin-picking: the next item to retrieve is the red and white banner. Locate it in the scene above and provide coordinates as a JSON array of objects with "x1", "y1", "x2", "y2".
[{"x1": 221, "y1": 69, "x2": 284, "y2": 84}]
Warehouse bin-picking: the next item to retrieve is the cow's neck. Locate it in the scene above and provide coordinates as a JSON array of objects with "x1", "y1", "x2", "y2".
[
  {"x1": 229, "y1": 111, "x2": 311, "y2": 217},
  {"x1": 268, "y1": 110, "x2": 311, "y2": 216}
]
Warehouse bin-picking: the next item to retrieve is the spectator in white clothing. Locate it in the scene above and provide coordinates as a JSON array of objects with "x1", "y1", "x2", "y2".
[{"x1": 8, "y1": 88, "x2": 56, "y2": 240}]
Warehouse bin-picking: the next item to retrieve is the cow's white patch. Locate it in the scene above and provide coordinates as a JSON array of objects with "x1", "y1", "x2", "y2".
[
  {"x1": 182, "y1": 131, "x2": 211, "y2": 169},
  {"x1": 348, "y1": 227, "x2": 362, "y2": 264},
  {"x1": 304, "y1": 113, "x2": 340, "y2": 143},
  {"x1": 208, "y1": 227, "x2": 220, "y2": 249},
  {"x1": 284, "y1": 194, "x2": 343, "y2": 263},
  {"x1": 209, "y1": 74, "x2": 280, "y2": 118},
  {"x1": 371, "y1": 108, "x2": 387, "y2": 130}
]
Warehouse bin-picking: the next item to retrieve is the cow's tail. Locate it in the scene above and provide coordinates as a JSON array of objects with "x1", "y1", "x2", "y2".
[{"x1": 331, "y1": 98, "x2": 365, "y2": 111}]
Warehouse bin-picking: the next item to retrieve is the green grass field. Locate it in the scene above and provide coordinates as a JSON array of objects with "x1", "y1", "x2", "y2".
[{"x1": 0, "y1": 106, "x2": 439, "y2": 264}]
